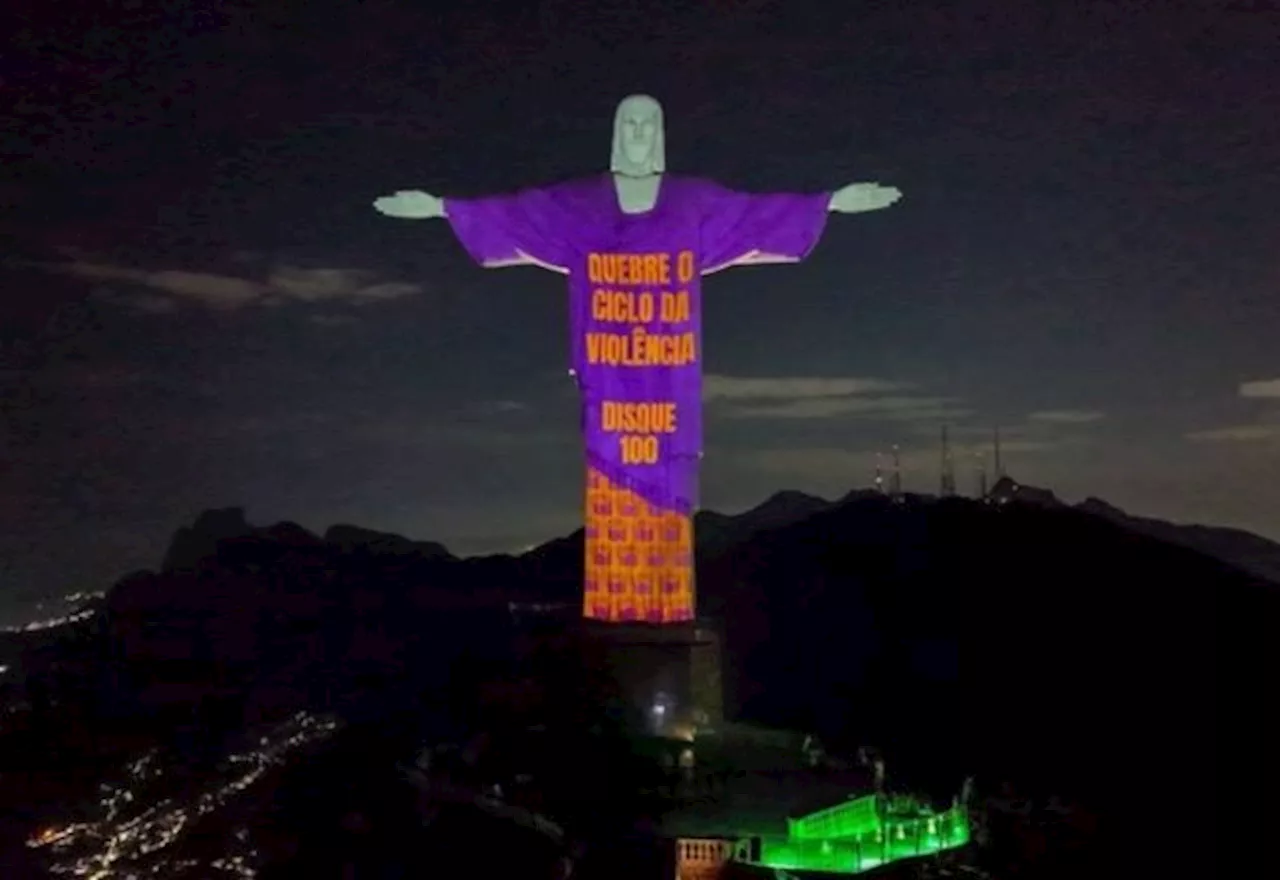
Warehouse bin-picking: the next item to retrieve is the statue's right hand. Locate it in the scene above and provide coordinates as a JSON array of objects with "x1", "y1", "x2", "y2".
[{"x1": 373, "y1": 190, "x2": 446, "y2": 219}]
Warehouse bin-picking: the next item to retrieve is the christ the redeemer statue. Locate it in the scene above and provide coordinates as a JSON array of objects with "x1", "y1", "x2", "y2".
[{"x1": 374, "y1": 94, "x2": 901, "y2": 625}]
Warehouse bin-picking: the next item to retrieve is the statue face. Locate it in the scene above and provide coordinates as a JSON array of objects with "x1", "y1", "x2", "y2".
[
  {"x1": 619, "y1": 103, "x2": 659, "y2": 166},
  {"x1": 611, "y1": 94, "x2": 664, "y2": 176}
]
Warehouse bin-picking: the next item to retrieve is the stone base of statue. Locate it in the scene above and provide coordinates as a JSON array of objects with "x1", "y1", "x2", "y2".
[{"x1": 580, "y1": 618, "x2": 723, "y2": 739}]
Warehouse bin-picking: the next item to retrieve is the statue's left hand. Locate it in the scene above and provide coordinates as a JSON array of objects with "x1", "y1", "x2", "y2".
[
  {"x1": 373, "y1": 190, "x2": 446, "y2": 219},
  {"x1": 829, "y1": 183, "x2": 903, "y2": 214}
]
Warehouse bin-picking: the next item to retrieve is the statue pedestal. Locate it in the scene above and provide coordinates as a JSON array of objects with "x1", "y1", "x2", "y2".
[{"x1": 580, "y1": 619, "x2": 723, "y2": 738}]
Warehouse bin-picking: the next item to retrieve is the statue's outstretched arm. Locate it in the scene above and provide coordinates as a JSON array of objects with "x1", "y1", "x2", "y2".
[
  {"x1": 375, "y1": 186, "x2": 570, "y2": 272},
  {"x1": 828, "y1": 182, "x2": 903, "y2": 214},
  {"x1": 373, "y1": 190, "x2": 447, "y2": 219}
]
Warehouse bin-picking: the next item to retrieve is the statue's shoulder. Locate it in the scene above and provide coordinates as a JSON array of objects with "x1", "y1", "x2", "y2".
[
  {"x1": 667, "y1": 175, "x2": 732, "y2": 206},
  {"x1": 533, "y1": 174, "x2": 610, "y2": 213}
]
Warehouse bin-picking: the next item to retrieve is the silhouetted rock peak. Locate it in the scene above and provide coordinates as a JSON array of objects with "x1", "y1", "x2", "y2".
[
  {"x1": 263, "y1": 521, "x2": 325, "y2": 546},
  {"x1": 988, "y1": 475, "x2": 1062, "y2": 508},
  {"x1": 161, "y1": 507, "x2": 254, "y2": 571},
  {"x1": 691, "y1": 489, "x2": 833, "y2": 556},
  {"x1": 745, "y1": 490, "x2": 830, "y2": 522},
  {"x1": 1074, "y1": 495, "x2": 1280, "y2": 584},
  {"x1": 324, "y1": 524, "x2": 453, "y2": 560},
  {"x1": 841, "y1": 487, "x2": 888, "y2": 503},
  {"x1": 1076, "y1": 497, "x2": 1124, "y2": 518},
  {"x1": 521, "y1": 528, "x2": 583, "y2": 562}
]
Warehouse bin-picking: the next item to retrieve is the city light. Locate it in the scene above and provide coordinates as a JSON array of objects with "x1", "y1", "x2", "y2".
[
  {"x1": 26, "y1": 710, "x2": 339, "y2": 878},
  {"x1": 2, "y1": 590, "x2": 105, "y2": 633}
]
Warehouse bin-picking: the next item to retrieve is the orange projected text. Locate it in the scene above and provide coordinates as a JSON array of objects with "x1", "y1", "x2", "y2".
[
  {"x1": 581, "y1": 251, "x2": 701, "y2": 622},
  {"x1": 587, "y1": 252, "x2": 671, "y2": 286},
  {"x1": 585, "y1": 329, "x2": 697, "y2": 366},
  {"x1": 591, "y1": 290, "x2": 692, "y2": 324},
  {"x1": 601, "y1": 401, "x2": 677, "y2": 434},
  {"x1": 601, "y1": 400, "x2": 677, "y2": 465},
  {"x1": 619, "y1": 435, "x2": 659, "y2": 464}
]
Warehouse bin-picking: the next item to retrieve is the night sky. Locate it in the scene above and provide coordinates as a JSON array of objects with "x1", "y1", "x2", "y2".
[{"x1": 2, "y1": 0, "x2": 1277, "y2": 619}]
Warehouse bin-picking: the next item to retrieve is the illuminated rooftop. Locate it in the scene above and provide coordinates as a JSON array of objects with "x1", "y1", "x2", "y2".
[
  {"x1": 665, "y1": 725, "x2": 970, "y2": 877},
  {"x1": 751, "y1": 792, "x2": 969, "y2": 874},
  {"x1": 676, "y1": 793, "x2": 969, "y2": 879}
]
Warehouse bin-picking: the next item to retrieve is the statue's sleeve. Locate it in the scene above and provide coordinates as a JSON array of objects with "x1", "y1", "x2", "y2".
[
  {"x1": 444, "y1": 186, "x2": 572, "y2": 273},
  {"x1": 698, "y1": 183, "x2": 831, "y2": 275}
]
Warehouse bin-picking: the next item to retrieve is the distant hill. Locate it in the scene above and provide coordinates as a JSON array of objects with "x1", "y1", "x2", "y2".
[
  {"x1": 65, "y1": 483, "x2": 1280, "y2": 780},
  {"x1": 150, "y1": 480, "x2": 1280, "y2": 604},
  {"x1": 1075, "y1": 495, "x2": 1280, "y2": 584},
  {"x1": 694, "y1": 488, "x2": 1273, "y2": 877},
  {"x1": 9, "y1": 479, "x2": 1278, "y2": 877},
  {"x1": 990, "y1": 474, "x2": 1280, "y2": 584},
  {"x1": 694, "y1": 489, "x2": 834, "y2": 556}
]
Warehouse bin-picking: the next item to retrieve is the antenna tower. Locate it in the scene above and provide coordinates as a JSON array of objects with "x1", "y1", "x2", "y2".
[
  {"x1": 940, "y1": 426, "x2": 956, "y2": 497},
  {"x1": 993, "y1": 426, "x2": 1004, "y2": 479},
  {"x1": 874, "y1": 454, "x2": 886, "y2": 495},
  {"x1": 890, "y1": 445, "x2": 903, "y2": 500}
]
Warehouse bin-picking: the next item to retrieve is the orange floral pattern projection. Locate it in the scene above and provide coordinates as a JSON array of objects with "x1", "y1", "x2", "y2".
[{"x1": 583, "y1": 466, "x2": 695, "y2": 623}]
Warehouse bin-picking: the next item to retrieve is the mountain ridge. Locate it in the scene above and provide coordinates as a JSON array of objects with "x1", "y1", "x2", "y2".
[
  {"x1": 7, "y1": 474, "x2": 1275, "y2": 878},
  {"x1": 150, "y1": 476, "x2": 1280, "y2": 591}
]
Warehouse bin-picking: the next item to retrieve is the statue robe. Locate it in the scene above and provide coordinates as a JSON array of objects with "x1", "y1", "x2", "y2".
[{"x1": 446, "y1": 174, "x2": 829, "y2": 623}]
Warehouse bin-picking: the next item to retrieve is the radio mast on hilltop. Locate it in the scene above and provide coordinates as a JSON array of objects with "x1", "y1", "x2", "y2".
[
  {"x1": 874, "y1": 453, "x2": 886, "y2": 495},
  {"x1": 940, "y1": 426, "x2": 956, "y2": 498},
  {"x1": 890, "y1": 445, "x2": 903, "y2": 500}
]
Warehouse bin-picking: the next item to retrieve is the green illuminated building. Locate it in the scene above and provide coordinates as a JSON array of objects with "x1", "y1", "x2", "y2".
[{"x1": 730, "y1": 792, "x2": 970, "y2": 875}]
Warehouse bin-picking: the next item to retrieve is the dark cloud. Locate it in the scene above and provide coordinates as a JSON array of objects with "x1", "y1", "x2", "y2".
[
  {"x1": 1028, "y1": 410, "x2": 1106, "y2": 424},
  {"x1": 46, "y1": 260, "x2": 423, "y2": 311}
]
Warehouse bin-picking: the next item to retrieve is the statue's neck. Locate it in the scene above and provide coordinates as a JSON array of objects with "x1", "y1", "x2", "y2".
[{"x1": 612, "y1": 172, "x2": 663, "y2": 215}]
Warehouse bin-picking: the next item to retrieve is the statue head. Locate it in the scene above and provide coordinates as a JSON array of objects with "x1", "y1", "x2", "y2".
[{"x1": 610, "y1": 94, "x2": 665, "y2": 177}]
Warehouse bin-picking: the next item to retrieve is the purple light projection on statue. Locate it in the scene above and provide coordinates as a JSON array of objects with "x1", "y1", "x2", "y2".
[{"x1": 446, "y1": 175, "x2": 830, "y2": 622}]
